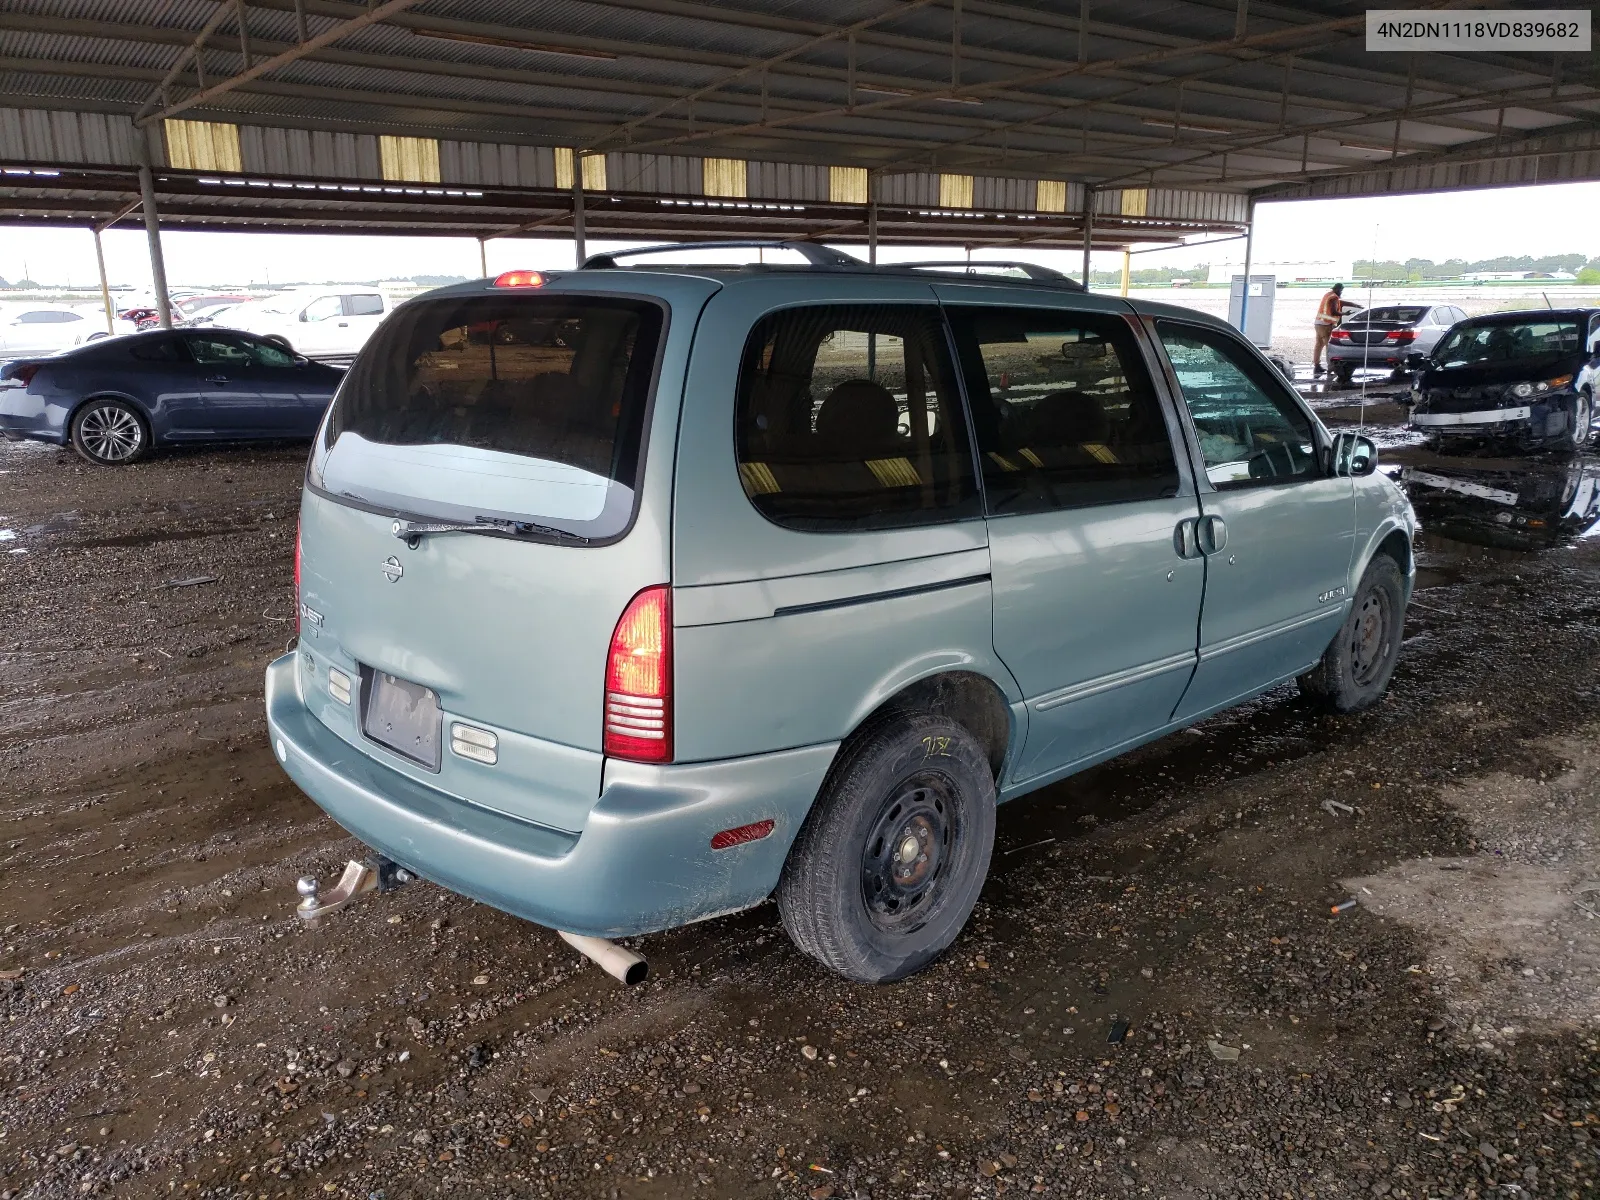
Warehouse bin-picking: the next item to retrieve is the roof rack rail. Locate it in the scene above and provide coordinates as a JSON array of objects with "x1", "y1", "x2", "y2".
[
  {"x1": 581, "y1": 240, "x2": 863, "y2": 270},
  {"x1": 897, "y1": 260, "x2": 1085, "y2": 290}
]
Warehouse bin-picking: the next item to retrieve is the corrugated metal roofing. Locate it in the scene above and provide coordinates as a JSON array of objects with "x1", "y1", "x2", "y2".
[{"x1": 0, "y1": 0, "x2": 1594, "y2": 241}]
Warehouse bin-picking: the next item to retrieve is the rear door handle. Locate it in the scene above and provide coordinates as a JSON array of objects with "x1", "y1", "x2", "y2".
[
  {"x1": 337, "y1": 322, "x2": 349, "y2": 327},
  {"x1": 204, "y1": 375, "x2": 229, "y2": 384},
  {"x1": 1199, "y1": 514, "x2": 1229, "y2": 555}
]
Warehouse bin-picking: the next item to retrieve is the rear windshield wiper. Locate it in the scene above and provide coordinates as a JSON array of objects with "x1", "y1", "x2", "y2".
[{"x1": 391, "y1": 516, "x2": 590, "y2": 544}]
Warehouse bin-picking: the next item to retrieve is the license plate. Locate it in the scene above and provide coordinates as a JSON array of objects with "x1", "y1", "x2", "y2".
[{"x1": 360, "y1": 668, "x2": 442, "y2": 770}]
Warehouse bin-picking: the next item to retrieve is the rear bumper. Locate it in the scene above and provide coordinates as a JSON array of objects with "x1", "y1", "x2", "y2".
[
  {"x1": 264, "y1": 653, "x2": 835, "y2": 937},
  {"x1": 1327, "y1": 346, "x2": 1409, "y2": 365},
  {"x1": 0, "y1": 387, "x2": 66, "y2": 443}
]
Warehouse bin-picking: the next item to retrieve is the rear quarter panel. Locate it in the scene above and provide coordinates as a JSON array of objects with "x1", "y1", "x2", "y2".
[{"x1": 670, "y1": 274, "x2": 1017, "y2": 764}]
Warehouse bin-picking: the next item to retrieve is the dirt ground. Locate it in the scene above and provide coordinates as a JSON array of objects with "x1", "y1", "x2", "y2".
[{"x1": 3, "y1": 415, "x2": 1599, "y2": 1200}]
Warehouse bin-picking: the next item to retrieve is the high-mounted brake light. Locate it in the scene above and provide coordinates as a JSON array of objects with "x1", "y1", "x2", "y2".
[
  {"x1": 493, "y1": 269, "x2": 545, "y2": 289},
  {"x1": 603, "y1": 586, "x2": 672, "y2": 763},
  {"x1": 294, "y1": 522, "x2": 302, "y2": 634}
]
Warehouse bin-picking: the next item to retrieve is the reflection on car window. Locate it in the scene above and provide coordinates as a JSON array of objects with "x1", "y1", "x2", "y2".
[
  {"x1": 1350, "y1": 306, "x2": 1426, "y2": 325},
  {"x1": 129, "y1": 337, "x2": 187, "y2": 363},
  {"x1": 1157, "y1": 322, "x2": 1317, "y2": 489},
  {"x1": 302, "y1": 296, "x2": 342, "y2": 323},
  {"x1": 17, "y1": 310, "x2": 82, "y2": 324},
  {"x1": 1434, "y1": 320, "x2": 1581, "y2": 367},
  {"x1": 186, "y1": 334, "x2": 295, "y2": 368},
  {"x1": 950, "y1": 307, "x2": 1179, "y2": 514},
  {"x1": 735, "y1": 305, "x2": 979, "y2": 532},
  {"x1": 343, "y1": 294, "x2": 384, "y2": 317}
]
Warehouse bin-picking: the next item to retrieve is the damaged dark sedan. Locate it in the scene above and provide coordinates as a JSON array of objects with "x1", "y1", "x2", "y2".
[{"x1": 1408, "y1": 309, "x2": 1600, "y2": 453}]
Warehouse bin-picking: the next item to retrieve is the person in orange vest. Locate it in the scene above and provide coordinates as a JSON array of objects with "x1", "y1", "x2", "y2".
[{"x1": 1312, "y1": 283, "x2": 1362, "y2": 376}]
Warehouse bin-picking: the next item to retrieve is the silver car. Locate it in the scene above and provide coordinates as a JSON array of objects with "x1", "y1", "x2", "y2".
[{"x1": 1328, "y1": 303, "x2": 1465, "y2": 383}]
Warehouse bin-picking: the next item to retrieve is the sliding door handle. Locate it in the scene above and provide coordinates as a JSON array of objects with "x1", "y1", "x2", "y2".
[
  {"x1": 1199, "y1": 514, "x2": 1229, "y2": 555},
  {"x1": 1174, "y1": 517, "x2": 1200, "y2": 559}
]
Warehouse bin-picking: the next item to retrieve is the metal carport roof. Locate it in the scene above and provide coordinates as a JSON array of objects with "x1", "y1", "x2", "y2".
[{"x1": 0, "y1": 1, "x2": 1596, "y2": 247}]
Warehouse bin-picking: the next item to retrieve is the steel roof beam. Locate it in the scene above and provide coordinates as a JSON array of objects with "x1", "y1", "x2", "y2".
[{"x1": 135, "y1": 0, "x2": 428, "y2": 126}]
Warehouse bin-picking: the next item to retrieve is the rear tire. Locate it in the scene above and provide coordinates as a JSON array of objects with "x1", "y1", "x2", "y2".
[
  {"x1": 70, "y1": 398, "x2": 149, "y2": 465},
  {"x1": 1298, "y1": 555, "x2": 1405, "y2": 713},
  {"x1": 778, "y1": 713, "x2": 996, "y2": 984}
]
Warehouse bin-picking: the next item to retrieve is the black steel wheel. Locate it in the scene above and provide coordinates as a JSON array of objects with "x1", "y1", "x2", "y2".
[
  {"x1": 778, "y1": 712, "x2": 995, "y2": 983},
  {"x1": 1299, "y1": 554, "x2": 1406, "y2": 713},
  {"x1": 70, "y1": 398, "x2": 149, "y2": 465}
]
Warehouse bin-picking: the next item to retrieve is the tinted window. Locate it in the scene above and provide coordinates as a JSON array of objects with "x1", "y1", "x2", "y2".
[
  {"x1": 1434, "y1": 319, "x2": 1582, "y2": 367},
  {"x1": 949, "y1": 307, "x2": 1178, "y2": 514},
  {"x1": 185, "y1": 333, "x2": 296, "y2": 368},
  {"x1": 343, "y1": 293, "x2": 385, "y2": 317},
  {"x1": 1351, "y1": 306, "x2": 1427, "y2": 325},
  {"x1": 315, "y1": 295, "x2": 663, "y2": 539},
  {"x1": 128, "y1": 337, "x2": 187, "y2": 363},
  {"x1": 1158, "y1": 322, "x2": 1318, "y2": 489},
  {"x1": 302, "y1": 296, "x2": 342, "y2": 322},
  {"x1": 18, "y1": 310, "x2": 81, "y2": 324},
  {"x1": 734, "y1": 304, "x2": 979, "y2": 532}
]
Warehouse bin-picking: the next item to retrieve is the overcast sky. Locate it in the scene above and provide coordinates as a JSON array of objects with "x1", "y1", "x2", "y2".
[{"x1": 3, "y1": 178, "x2": 1597, "y2": 290}]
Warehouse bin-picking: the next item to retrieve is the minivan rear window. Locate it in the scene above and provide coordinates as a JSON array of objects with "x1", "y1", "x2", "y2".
[{"x1": 313, "y1": 294, "x2": 664, "y2": 540}]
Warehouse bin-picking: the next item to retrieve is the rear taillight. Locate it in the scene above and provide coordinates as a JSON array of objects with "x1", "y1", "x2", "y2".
[
  {"x1": 1388, "y1": 330, "x2": 1417, "y2": 343},
  {"x1": 603, "y1": 586, "x2": 672, "y2": 763},
  {"x1": 294, "y1": 522, "x2": 302, "y2": 633},
  {"x1": 9, "y1": 364, "x2": 39, "y2": 386},
  {"x1": 1329, "y1": 329, "x2": 1350, "y2": 342}
]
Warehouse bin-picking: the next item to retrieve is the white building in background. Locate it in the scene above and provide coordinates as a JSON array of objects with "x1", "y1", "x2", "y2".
[{"x1": 1206, "y1": 259, "x2": 1353, "y2": 285}]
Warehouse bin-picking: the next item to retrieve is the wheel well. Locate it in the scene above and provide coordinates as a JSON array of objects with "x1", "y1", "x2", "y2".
[
  {"x1": 1375, "y1": 529, "x2": 1411, "y2": 575},
  {"x1": 852, "y1": 671, "x2": 1012, "y2": 779}
]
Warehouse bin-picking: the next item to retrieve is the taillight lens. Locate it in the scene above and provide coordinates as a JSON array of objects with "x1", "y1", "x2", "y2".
[
  {"x1": 9, "y1": 364, "x2": 39, "y2": 386},
  {"x1": 603, "y1": 586, "x2": 672, "y2": 763},
  {"x1": 1389, "y1": 329, "x2": 1417, "y2": 343},
  {"x1": 294, "y1": 522, "x2": 302, "y2": 633},
  {"x1": 1329, "y1": 329, "x2": 1350, "y2": 342}
]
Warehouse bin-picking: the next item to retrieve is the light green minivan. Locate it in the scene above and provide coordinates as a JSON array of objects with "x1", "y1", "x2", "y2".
[{"x1": 265, "y1": 242, "x2": 1414, "y2": 983}]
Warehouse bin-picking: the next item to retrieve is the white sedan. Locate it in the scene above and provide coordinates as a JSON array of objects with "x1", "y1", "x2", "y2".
[{"x1": 0, "y1": 303, "x2": 138, "y2": 359}]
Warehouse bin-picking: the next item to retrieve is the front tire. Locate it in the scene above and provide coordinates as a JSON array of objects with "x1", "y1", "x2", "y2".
[
  {"x1": 70, "y1": 398, "x2": 149, "y2": 465},
  {"x1": 1299, "y1": 555, "x2": 1405, "y2": 713},
  {"x1": 777, "y1": 713, "x2": 996, "y2": 983}
]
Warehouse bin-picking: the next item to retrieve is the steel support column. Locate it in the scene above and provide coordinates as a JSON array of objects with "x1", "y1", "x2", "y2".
[
  {"x1": 867, "y1": 201, "x2": 878, "y2": 264},
  {"x1": 572, "y1": 162, "x2": 586, "y2": 267},
  {"x1": 478, "y1": 237, "x2": 488, "y2": 277},
  {"x1": 92, "y1": 228, "x2": 115, "y2": 334},
  {"x1": 1236, "y1": 198, "x2": 1256, "y2": 339},
  {"x1": 137, "y1": 164, "x2": 172, "y2": 329},
  {"x1": 1080, "y1": 189, "x2": 1094, "y2": 289}
]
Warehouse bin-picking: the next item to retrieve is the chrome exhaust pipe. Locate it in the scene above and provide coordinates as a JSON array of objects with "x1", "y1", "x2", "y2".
[{"x1": 558, "y1": 931, "x2": 648, "y2": 985}]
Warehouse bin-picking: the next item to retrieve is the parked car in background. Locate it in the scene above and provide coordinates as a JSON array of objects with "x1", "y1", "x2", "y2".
[
  {"x1": 267, "y1": 247, "x2": 1415, "y2": 986},
  {"x1": 0, "y1": 328, "x2": 343, "y2": 465},
  {"x1": 1408, "y1": 309, "x2": 1600, "y2": 452},
  {"x1": 1327, "y1": 303, "x2": 1466, "y2": 384},
  {"x1": 220, "y1": 285, "x2": 394, "y2": 362},
  {"x1": 0, "y1": 303, "x2": 137, "y2": 359}
]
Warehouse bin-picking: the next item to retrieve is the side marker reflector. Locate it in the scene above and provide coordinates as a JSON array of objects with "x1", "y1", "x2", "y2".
[{"x1": 710, "y1": 819, "x2": 775, "y2": 851}]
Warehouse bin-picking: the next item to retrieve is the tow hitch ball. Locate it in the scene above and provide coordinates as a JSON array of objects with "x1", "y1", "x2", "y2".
[{"x1": 295, "y1": 855, "x2": 414, "y2": 922}]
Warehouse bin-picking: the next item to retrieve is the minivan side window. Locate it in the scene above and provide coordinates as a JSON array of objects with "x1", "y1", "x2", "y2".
[
  {"x1": 948, "y1": 308, "x2": 1179, "y2": 514},
  {"x1": 734, "y1": 305, "x2": 980, "y2": 532},
  {"x1": 1157, "y1": 322, "x2": 1318, "y2": 489}
]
